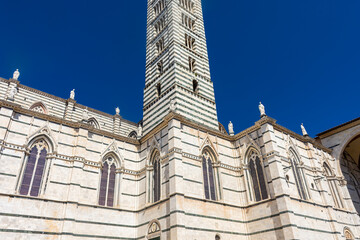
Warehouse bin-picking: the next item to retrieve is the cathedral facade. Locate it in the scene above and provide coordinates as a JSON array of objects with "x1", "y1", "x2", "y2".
[{"x1": 0, "y1": 0, "x2": 359, "y2": 239}]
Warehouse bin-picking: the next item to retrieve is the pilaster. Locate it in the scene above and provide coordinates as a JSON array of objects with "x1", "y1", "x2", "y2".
[
  {"x1": 113, "y1": 114, "x2": 121, "y2": 135},
  {"x1": 64, "y1": 98, "x2": 76, "y2": 121}
]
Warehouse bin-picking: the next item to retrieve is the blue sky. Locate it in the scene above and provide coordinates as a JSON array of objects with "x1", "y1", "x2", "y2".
[{"x1": 1, "y1": 0, "x2": 359, "y2": 137}]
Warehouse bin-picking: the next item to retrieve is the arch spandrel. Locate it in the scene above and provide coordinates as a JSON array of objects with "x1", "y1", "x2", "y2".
[
  {"x1": 26, "y1": 125, "x2": 57, "y2": 153},
  {"x1": 325, "y1": 124, "x2": 360, "y2": 176},
  {"x1": 100, "y1": 140, "x2": 125, "y2": 169}
]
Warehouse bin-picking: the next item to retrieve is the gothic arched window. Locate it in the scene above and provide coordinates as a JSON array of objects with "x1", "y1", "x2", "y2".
[
  {"x1": 88, "y1": 118, "x2": 100, "y2": 129},
  {"x1": 129, "y1": 131, "x2": 138, "y2": 139},
  {"x1": 344, "y1": 228, "x2": 354, "y2": 240},
  {"x1": 324, "y1": 163, "x2": 344, "y2": 208},
  {"x1": 202, "y1": 150, "x2": 217, "y2": 201},
  {"x1": 289, "y1": 150, "x2": 309, "y2": 200},
  {"x1": 246, "y1": 150, "x2": 268, "y2": 202},
  {"x1": 19, "y1": 139, "x2": 49, "y2": 197},
  {"x1": 151, "y1": 151, "x2": 161, "y2": 203},
  {"x1": 29, "y1": 102, "x2": 47, "y2": 114},
  {"x1": 99, "y1": 156, "x2": 117, "y2": 207}
]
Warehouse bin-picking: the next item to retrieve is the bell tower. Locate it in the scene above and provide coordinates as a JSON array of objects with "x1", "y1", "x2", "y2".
[{"x1": 142, "y1": 0, "x2": 218, "y2": 134}]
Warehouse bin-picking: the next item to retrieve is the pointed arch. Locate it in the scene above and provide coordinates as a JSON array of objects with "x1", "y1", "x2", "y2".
[
  {"x1": 147, "y1": 219, "x2": 161, "y2": 239},
  {"x1": 201, "y1": 146, "x2": 220, "y2": 201},
  {"x1": 98, "y1": 154, "x2": 118, "y2": 207},
  {"x1": 199, "y1": 134, "x2": 219, "y2": 159},
  {"x1": 26, "y1": 125, "x2": 57, "y2": 153},
  {"x1": 100, "y1": 140, "x2": 125, "y2": 169},
  {"x1": 98, "y1": 141, "x2": 124, "y2": 207},
  {"x1": 128, "y1": 131, "x2": 137, "y2": 139},
  {"x1": 148, "y1": 149, "x2": 161, "y2": 203},
  {"x1": 88, "y1": 117, "x2": 100, "y2": 129},
  {"x1": 29, "y1": 101, "x2": 48, "y2": 114},
  {"x1": 344, "y1": 227, "x2": 354, "y2": 240},
  {"x1": 244, "y1": 147, "x2": 268, "y2": 202},
  {"x1": 19, "y1": 133, "x2": 55, "y2": 197},
  {"x1": 288, "y1": 148, "x2": 309, "y2": 200},
  {"x1": 323, "y1": 162, "x2": 344, "y2": 208}
]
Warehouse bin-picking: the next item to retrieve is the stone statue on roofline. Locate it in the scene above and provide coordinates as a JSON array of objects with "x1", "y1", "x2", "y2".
[
  {"x1": 70, "y1": 89, "x2": 75, "y2": 100},
  {"x1": 259, "y1": 102, "x2": 266, "y2": 117},
  {"x1": 301, "y1": 123, "x2": 308, "y2": 136},
  {"x1": 228, "y1": 121, "x2": 234, "y2": 136},
  {"x1": 115, "y1": 107, "x2": 120, "y2": 116},
  {"x1": 13, "y1": 69, "x2": 20, "y2": 80}
]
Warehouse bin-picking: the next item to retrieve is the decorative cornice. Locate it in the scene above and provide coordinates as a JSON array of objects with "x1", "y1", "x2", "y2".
[
  {"x1": 0, "y1": 100, "x2": 140, "y2": 146},
  {"x1": 0, "y1": 77, "x2": 137, "y2": 127}
]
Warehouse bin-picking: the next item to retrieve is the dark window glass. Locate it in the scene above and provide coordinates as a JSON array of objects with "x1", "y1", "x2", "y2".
[
  {"x1": 107, "y1": 164, "x2": 116, "y2": 207},
  {"x1": 157, "y1": 83, "x2": 161, "y2": 97},
  {"x1": 202, "y1": 156, "x2": 209, "y2": 199},
  {"x1": 99, "y1": 162, "x2": 108, "y2": 206},
  {"x1": 20, "y1": 147, "x2": 38, "y2": 195},
  {"x1": 30, "y1": 148, "x2": 47, "y2": 196},
  {"x1": 153, "y1": 159, "x2": 161, "y2": 202},
  {"x1": 193, "y1": 80, "x2": 198, "y2": 92},
  {"x1": 250, "y1": 159, "x2": 261, "y2": 201},
  {"x1": 256, "y1": 156, "x2": 268, "y2": 200},
  {"x1": 208, "y1": 159, "x2": 216, "y2": 200}
]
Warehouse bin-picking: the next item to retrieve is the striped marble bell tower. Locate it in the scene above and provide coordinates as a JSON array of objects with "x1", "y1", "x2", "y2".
[{"x1": 142, "y1": 0, "x2": 218, "y2": 134}]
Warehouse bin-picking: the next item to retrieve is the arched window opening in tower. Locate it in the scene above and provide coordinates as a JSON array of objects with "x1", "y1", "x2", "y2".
[
  {"x1": 156, "y1": 38, "x2": 164, "y2": 54},
  {"x1": 99, "y1": 156, "x2": 117, "y2": 207},
  {"x1": 157, "y1": 60, "x2": 164, "y2": 75},
  {"x1": 182, "y1": 14, "x2": 195, "y2": 30},
  {"x1": 154, "y1": 16, "x2": 166, "y2": 34},
  {"x1": 193, "y1": 79, "x2": 198, "y2": 93},
  {"x1": 189, "y1": 57, "x2": 196, "y2": 72},
  {"x1": 19, "y1": 139, "x2": 49, "y2": 197},
  {"x1": 289, "y1": 150, "x2": 309, "y2": 200},
  {"x1": 154, "y1": 0, "x2": 165, "y2": 17},
  {"x1": 185, "y1": 34, "x2": 195, "y2": 50},
  {"x1": 202, "y1": 150, "x2": 217, "y2": 201},
  {"x1": 180, "y1": 0, "x2": 194, "y2": 12},
  {"x1": 156, "y1": 83, "x2": 161, "y2": 97},
  {"x1": 247, "y1": 150, "x2": 268, "y2": 202}
]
